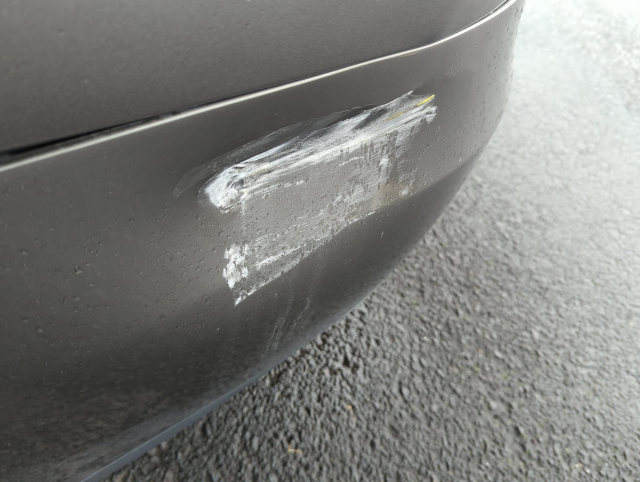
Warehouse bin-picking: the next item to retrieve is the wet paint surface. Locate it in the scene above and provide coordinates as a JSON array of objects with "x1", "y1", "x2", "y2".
[
  {"x1": 0, "y1": 0, "x2": 525, "y2": 477},
  {"x1": 196, "y1": 93, "x2": 437, "y2": 304}
]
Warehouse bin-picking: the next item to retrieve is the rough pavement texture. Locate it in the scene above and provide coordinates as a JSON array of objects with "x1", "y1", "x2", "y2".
[{"x1": 109, "y1": 0, "x2": 640, "y2": 480}]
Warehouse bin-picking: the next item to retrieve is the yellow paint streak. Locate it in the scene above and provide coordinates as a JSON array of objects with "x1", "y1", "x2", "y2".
[
  {"x1": 387, "y1": 94, "x2": 435, "y2": 120},
  {"x1": 416, "y1": 94, "x2": 435, "y2": 106},
  {"x1": 386, "y1": 111, "x2": 405, "y2": 121}
]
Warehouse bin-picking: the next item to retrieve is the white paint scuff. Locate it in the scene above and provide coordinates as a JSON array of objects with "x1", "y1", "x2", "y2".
[{"x1": 200, "y1": 92, "x2": 436, "y2": 304}]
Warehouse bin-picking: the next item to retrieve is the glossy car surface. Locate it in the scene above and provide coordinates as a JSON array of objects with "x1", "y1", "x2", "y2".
[{"x1": 0, "y1": 0, "x2": 524, "y2": 480}]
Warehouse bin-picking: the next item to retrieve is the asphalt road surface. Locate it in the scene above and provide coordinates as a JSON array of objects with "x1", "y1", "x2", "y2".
[{"x1": 109, "y1": 0, "x2": 640, "y2": 480}]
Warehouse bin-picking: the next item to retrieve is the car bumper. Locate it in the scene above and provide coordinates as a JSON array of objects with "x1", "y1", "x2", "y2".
[{"x1": 0, "y1": 0, "x2": 524, "y2": 479}]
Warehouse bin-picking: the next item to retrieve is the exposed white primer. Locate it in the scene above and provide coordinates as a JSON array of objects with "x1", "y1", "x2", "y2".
[
  {"x1": 196, "y1": 92, "x2": 436, "y2": 304},
  {"x1": 222, "y1": 244, "x2": 249, "y2": 289}
]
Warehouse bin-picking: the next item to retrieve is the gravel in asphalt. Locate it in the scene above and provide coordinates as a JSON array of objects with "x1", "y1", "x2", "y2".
[{"x1": 109, "y1": 0, "x2": 640, "y2": 480}]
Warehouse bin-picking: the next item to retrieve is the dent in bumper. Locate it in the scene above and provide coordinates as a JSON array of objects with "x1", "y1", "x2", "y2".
[{"x1": 178, "y1": 92, "x2": 437, "y2": 304}]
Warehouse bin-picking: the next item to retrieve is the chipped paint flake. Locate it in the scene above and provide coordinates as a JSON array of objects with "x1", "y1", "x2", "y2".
[{"x1": 187, "y1": 92, "x2": 437, "y2": 304}]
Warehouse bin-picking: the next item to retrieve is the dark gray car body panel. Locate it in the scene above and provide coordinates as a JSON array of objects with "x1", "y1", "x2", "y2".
[
  {"x1": 0, "y1": 0, "x2": 524, "y2": 480},
  {"x1": 0, "y1": 0, "x2": 506, "y2": 152}
]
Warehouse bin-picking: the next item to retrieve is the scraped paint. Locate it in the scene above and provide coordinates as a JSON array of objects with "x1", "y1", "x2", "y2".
[{"x1": 183, "y1": 92, "x2": 437, "y2": 304}]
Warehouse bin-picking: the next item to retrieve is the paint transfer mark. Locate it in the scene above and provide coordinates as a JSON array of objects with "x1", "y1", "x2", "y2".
[{"x1": 179, "y1": 92, "x2": 437, "y2": 304}]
